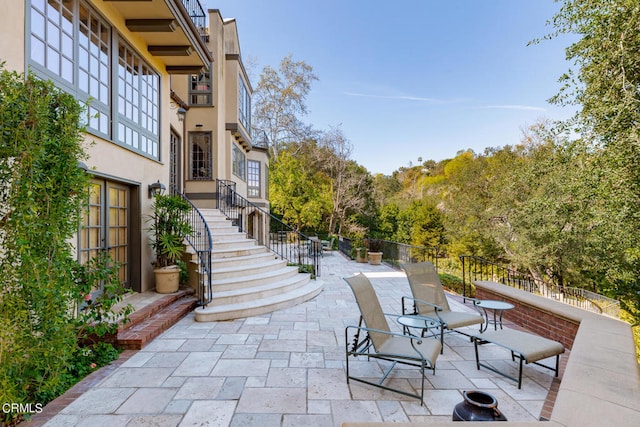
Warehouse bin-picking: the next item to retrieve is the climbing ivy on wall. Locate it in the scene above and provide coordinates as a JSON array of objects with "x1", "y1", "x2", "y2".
[{"x1": 0, "y1": 66, "x2": 90, "y2": 421}]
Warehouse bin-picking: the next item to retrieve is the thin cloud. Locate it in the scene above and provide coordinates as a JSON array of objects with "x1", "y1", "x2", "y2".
[
  {"x1": 344, "y1": 91, "x2": 459, "y2": 104},
  {"x1": 478, "y1": 104, "x2": 547, "y2": 112}
]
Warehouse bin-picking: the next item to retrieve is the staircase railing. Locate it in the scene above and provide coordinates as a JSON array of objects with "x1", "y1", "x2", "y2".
[
  {"x1": 460, "y1": 255, "x2": 620, "y2": 318},
  {"x1": 216, "y1": 180, "x2": 321, "y2": 277},
  {"x1": 171, "y1": 186, "x2": 213, "y2": 306}
]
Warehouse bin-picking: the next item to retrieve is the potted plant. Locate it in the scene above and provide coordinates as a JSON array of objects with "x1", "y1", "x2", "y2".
[
  {"x1": 147, "y1": 194, "x2": 193, "y2": 293},
  {"x1": 351, "y1": 237, "x2": 368, "y2": 263},
  {"x1": 367, "y1": 238, "x2": 384, "y2": 265}
]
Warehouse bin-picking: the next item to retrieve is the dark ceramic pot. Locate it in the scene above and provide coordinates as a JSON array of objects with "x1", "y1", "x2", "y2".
[{"x1": 452, "y1": 390, "x2": 507, "y2": 422}]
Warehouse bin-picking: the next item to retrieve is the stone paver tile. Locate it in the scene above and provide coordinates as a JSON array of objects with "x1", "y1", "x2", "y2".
[
  {"x1": 307, "y1": 330, "x2": 338, "y2": 347},
  {"x1": 308, "y1": 399, "x2": 331, "y2": 414},
  {"x1": 427, "y1": 369, "x2": 476, "y2": 389},
  {"x1": 230, "y1": 413, "x2": 282, "y2": 427},
  {"x1": 348, "y1": 378, "x2": 419, "y2": 402},
  {"x1": 120, "y1": 351, "x2": 155, "y2": 368},
  {"x1": 99, "y1": 367, "x2": 174, "y2": 388},
  {"x1": 127, "y1": 414, "x2": 182, "y2": 426},
  {"x1": 174, "y1": 377, "x2": 225, "y2": 400},
  {"x1": 482, "y1": 389, "x2": 538, "y2": 421},
  {"x1": 40, "y1": 414, "x2": 80, "y2": 427},
  {"x1": 60, "y1": 387, "x2": 136, "y2": 414},
  {"x1": 266, "y1": 367, "x2": 308, "y2": 387},
  {"x1": 215, "y1": 333, "x2": 249, "y2": 345},
  {"x1": 283, "y1": 414, "x2": 333, "y2": 427},
  {"x1": 422, "y1": 389, "x2": 464, "y2": 416},
  {"x1": 221, "y1": 344, "x2": 259, "y2": 359},
  {"x1": 294, "y1": 321, "x2": 320, "y2": 331},
  {"x1": 236, "y1": 388, "x2": 306, "y2": 413},
  {"x1": 162, "y1": 376, "x2": 187, "y2": 388},
  {"x1": 216, "y1": 377, "x2": 246, "y2": 399},
  {"x1": 289, "y1": 352, "x2": 324, "y2": 368},
  {"x1": 141, "y1": 339, "x2": 186, "y2": 352},
  {"x1": 330, "y1": 400, "x2": 382, "y2": 427},
  {"x1": 143, "y1": 352, "x2": 189, "y2": 368},
  {"x1": 179, "y1": 400, "x2": 236, "y2": 427},
  {"x1": 377, "y1": 400, "x2": 410, "y2": 422},
  {"x1": 210, "y1": 359, "x2": 270, "y2": 377},
  {"x1": 161, "y1": 327, "x2": 209, "y2": 339},
  {"x1": 172, "y1": 352, "x2": 221, "y2": 376},
  {"x1": 258, "y1": 339, "x2": 306, "y2": 352},
  {"x1": 176, "y1": 338, "x2": 216, "y2": 352},
  {"x1": 74, "y1": 414, "x2": 133, "y2": 426},
  {"x1": 469, "y1": 377, "x2": 499, "y2": 389},
  {"x1": 308, "y1": 368, "x2": 350, "y2": 400},
  {"x1": 116, "y1": 388, "x2": 176, "y2": 414},
  {"x1": 164, "y1": 400, "x2": 192, "y2": 414}
]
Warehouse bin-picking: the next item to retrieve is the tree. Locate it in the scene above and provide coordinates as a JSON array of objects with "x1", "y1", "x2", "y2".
[
  {"x1": 544, "y1": 0, "x2": 640, "y2": 314},
  {"x1": 252, "y1": 55, "x2": 319, "y2": 157}
]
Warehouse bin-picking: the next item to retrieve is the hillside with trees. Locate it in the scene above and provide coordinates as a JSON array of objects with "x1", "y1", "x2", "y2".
[{"x1": 250, "y1": 0, "x2": 640, "y2": 344}]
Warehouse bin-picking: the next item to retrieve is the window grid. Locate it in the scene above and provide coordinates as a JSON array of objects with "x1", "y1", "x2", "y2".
[
  {"x1": 247, "y1": 160, "x2": 260, "y2": 198},
  {"x1": 28, "y1": 0, "x2": 160, "y2": 160},
  {"x1": 117, "y1": 43, "x2": 159, "y2": 159},
  {"x1": 190, "y1": 68, "x2": 212, "y2": 105},
  {"x1": 232, "y1": 144, "x2": 246, "y2": 180},
  {"x1": 189, "y1": 132, "x2": 212, "y2": 180},
  {"x1": 238, "y1": 76, "x2": 251, "y2": 131}
]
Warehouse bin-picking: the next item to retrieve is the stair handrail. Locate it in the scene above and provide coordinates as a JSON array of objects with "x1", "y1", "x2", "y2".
[
  {"x1": 460, "y1": 255, "x2": 620, "y2": 318},
  {"x1": 216, "y1": 179, "x2": 321, "y2": 277},
  {"x1": 171, "y1": 186, "x2": 213, "y2": 306}
]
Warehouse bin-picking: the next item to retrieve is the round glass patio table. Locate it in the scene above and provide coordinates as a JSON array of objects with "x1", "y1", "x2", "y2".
[
  {"x1": 474, "y1": 300, "x2": 514, "y2": 332},
  {"x1": 397, "y1": 315, "x2": 440, "y2": 337}
]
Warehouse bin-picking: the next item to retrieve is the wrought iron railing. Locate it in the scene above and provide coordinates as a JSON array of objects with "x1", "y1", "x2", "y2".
[
  {"x1": 338, "y1": 237, "x2": 439, "y2": 269},
  {"x1": 216, "y1": 180, "x2": 321, "y2": 277},
  {"x1": 171, "y1": 186, "x2": 213, "y2": 306},
  {"x1": 460, "y1": 255, "x2": 620, "y2": 318},
  {"x1": 180, "y1": 0, "x2": 207, "y2": 41}
]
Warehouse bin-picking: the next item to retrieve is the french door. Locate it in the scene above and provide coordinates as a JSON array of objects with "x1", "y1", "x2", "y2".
[{"x1": 79, "y1": 179, "x2": 131, "y2": 292}]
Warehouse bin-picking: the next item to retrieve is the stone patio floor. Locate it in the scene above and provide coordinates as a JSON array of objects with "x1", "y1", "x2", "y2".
[{"x1": 30, "y1": 252, "x2": 565, "y2": 426}]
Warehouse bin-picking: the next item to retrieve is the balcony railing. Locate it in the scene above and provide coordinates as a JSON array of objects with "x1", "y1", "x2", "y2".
[
  {"x1": 460, "y1": 255, "x2": 620, "y2": 318},
  {"x1": 181, "y1": 0, "x2": 207, "y2": 42}
]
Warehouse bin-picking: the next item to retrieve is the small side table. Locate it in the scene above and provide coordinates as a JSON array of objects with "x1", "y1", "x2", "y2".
[
  {"x1": 397, "y1": 315, "x2": 440, "y2": 337},
  {"x1": 474, "y1": 300, "x2": 514, "y2": 332}
]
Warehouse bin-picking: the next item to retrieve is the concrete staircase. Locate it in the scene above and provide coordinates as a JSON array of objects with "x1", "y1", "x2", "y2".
[{"x1": 192, "y1": 209, "x2": 323, "y2": 322}]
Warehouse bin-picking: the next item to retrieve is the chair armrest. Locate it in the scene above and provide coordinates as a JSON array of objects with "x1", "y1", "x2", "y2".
[{"x1": 345, "y1": 324, "x2": 429, "y2": 359}]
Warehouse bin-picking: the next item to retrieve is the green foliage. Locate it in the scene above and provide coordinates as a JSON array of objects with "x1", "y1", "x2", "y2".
[
  {"x1": 147, "y1": 194, "x2": 193, "y2": 268},
  {"x1": 73, "y1": 252, "x2": 134, "y2": 343},
  {"x1": 0, "y1": 66, "x2": 128, "y2": 424}
]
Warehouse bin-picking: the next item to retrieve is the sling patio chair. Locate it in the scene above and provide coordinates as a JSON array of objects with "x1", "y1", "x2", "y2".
[
  {"x1": 344, "y1": 273, "x2": 441, "y2": 404},
  {"x1": 400, "y1": 261, "x2": 484, "y2": 353}
]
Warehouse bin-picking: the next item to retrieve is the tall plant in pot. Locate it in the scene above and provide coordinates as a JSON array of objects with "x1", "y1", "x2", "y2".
[
  {"x1": 366, "y1": 238, "x2": 384, "y2": 265},
  {"x1": 147, "y1": 194, "x2": 193, "y2": 293}
]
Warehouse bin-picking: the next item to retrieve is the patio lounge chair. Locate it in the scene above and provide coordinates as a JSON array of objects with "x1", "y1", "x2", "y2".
[
  {"x1": 400, "y1": 261, "x2": 484, "y2": 353},
  {"x1": 472, "y1": 329, "x2": 565, "y2": 388},
  {"x1": 344, "y1": 273, "x2": 441, "y2": 404}
]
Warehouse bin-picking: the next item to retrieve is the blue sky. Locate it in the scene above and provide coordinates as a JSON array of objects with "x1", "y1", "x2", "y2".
[{"x1": 207, "y1": 0, "x2": 576, "y2": 175}]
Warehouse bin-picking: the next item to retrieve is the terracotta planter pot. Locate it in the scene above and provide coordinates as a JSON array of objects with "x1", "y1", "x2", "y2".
[
  {"x1": 154, "y1": 265, "x2": 180, "y2": 294},
  {"x1": 368, "y1": 252, "x2": 383, "y2": 265},
  {"x1": 355, "y1": 248, "x2": 368, "y2": 263}
]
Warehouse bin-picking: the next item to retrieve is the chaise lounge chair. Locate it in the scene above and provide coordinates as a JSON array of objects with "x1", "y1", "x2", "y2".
[
  {"x1": 400, "y1": 261, "x2": 484, "y2": 353},
  {"x1": 344, "y1": 273, "x2": 441, "y2": 404}
]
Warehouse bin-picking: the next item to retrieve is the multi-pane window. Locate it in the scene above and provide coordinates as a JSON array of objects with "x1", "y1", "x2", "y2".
[
  {"x1": 28, "y1": 0, "x2": 160, "y2": 160},
  {"x1": 232, "y1": 144, "x2": 246, "y2": 180},
  {"x1": 247, "y1": 160, "x2": 260, "y2": 198},
  {"x1": 189, "y1": 132, "x2": 212, "y2": 180},
  {"x1": 190, "y1": 67, "x2": 212, "y2": 105},
  {"x1": 117, "y1": 43, "x2": 159, "y2": 158},
  {"x1": 238, "y1": 76, "x2": 251, "y2": 131}
]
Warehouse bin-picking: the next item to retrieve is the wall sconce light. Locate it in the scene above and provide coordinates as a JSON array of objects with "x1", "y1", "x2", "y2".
[
  {"x1": 148, "y1": 180, "x2": 166, "y2": 198},
  {"x1": 177, "y1": 107, "x2": 186, "y2": 122}
]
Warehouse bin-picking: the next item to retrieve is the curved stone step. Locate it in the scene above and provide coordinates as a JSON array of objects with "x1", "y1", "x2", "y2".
[
  {"x1": 212, "y1": 258, "x2": 288, "y2": 280},
  {"x1": 206, "y1": 273, "x2": 312, "y2": 306},
  {"x1": 207, "y1": 266, "x2": 300, "y2": 291},
  {"x1": 194, "y1": 279, "x2": 323, "y2": 321}
]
